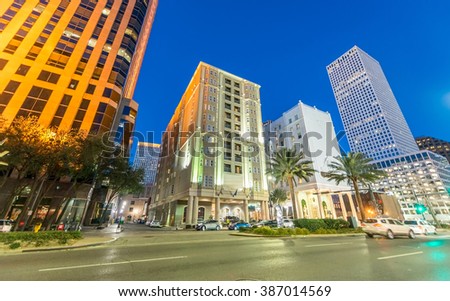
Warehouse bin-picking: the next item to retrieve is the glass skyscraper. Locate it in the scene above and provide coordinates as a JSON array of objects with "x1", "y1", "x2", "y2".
[
  {"x1": 327, "y1": 46, "x2": 419, "y2": 161},
  {"x1": 0, "y1": 0, "x2": 158, "y2": 150}
]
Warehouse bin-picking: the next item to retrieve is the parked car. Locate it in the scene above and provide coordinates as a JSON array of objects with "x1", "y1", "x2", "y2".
[
  {"x1": 361, "y1": 217, "x2": 416, "y2": 239},
  {"x1": 147, "y1": 220, "x2": 162, "y2": 228},
  {"x1": 404, "y1": 220, "x2": 437, "y2": 235},
  {"x1": 228, "y1": 221, "x2": 251, "y2": 230},
  {"x1": 0, "y1": 219, "x2": 12, "y2": 232},
  {"x1": 282, "y1": 219, "x2": 294, "y2": 228},
  {"x1": 196, "y1": 220, "x2": 222, "y2": 231},
  {"x1": 254, "y1": 220, "x2": 279, "y2": 228}
]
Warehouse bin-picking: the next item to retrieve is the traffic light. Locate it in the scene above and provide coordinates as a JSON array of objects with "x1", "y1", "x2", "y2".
[{"x1": 414, "y1": 203, "x2": 427, "y2": 214}]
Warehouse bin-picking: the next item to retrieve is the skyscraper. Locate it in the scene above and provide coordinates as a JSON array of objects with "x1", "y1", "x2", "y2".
[
  {"x1": 133, "y1": 141, "x2": 160, "y2": 186},
  {"x1": 0, "y1": 0, "x2": 158, "y2": 150},
  {"x1": 149, "y1": 62, "x2": 269, "y2": 227},
  {"x1": 416, "y1": 136, "x2": 450, "y2": 164},
  {"x1": 327, "y1": 46, "x2": 450, "y2": 222},
  {"x1": 326, "y1": 46, "x2": 419, "y2": 161}
]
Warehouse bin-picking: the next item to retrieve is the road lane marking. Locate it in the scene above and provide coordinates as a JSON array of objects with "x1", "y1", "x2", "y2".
[
  {"x1": 38, "y1": 256, "x2": 187, "y2": 272},
  {"x1": 377, "y1": 251, "x2": 423, "y2": 260},
  {"x1": 305, "y1": 243, "x2": 352, "y2": 248}
]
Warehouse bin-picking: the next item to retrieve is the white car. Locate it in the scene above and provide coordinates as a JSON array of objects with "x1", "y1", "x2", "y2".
[
  {"x1": 362, "y1": 217, "x2": 416, "y2": 239},
  {"x1": 282, "y1": 219, "x2": 294, "y2": 228},
  {"x1": 0, "y1": 219, "x2": 12, "y2": 232},
  {"x1": 146, "y1": 220, "x2": 162, "y2": 228},
  {"x1": 403, "y1": 220, "x2": 437, "y2": 235}
]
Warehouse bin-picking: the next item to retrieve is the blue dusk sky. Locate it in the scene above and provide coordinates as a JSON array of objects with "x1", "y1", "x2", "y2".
[{"x1": 132, "y1": 0, "x2": 450, "y2": 149}]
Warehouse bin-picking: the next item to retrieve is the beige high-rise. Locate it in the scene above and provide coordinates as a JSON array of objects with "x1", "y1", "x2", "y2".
[{"x1": 149, "y1": 62, "x2": 270, "y2": 227}]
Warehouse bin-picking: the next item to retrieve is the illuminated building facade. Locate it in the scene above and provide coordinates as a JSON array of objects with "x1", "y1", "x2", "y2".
[
  {"x1": 327, "y1": 46, "x2": 419, "y2": 161},
  {"x1": 263, "y1": 101, "x2": 357, "y2": 220},
  {"x1": 416, "y1": 136, "x2": 450, "y2": 164},
  {"x1": 328, "y1": 46, "x2": 450, "y2": 222},
  {"x1": 133, "y1": 141, "x2": 160, "y2": 185},
  {"x1": 0, "y1": 0, "x2": 158, "y2": 227},
  {"x1": 149, "y1": 62, "x2": 269, "y2": 227},
  {"x1": 0, "y1": 0, "x2": 158, "y2": 150}
]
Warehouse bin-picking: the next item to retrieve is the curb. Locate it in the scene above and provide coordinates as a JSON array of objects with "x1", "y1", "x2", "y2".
[
  {"x1": 20, "y1": 237, "x2": 118, "y2": 253},
  {"x1": 229, "y1": 233, "x2": 366, "y2": 238}
]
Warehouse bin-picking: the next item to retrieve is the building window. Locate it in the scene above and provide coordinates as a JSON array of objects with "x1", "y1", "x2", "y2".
[
  {"x1": 235, "y1": 166, "x2": 242, "y2": 174},
  {"x1": 38, "y1": 70, "x2": 60, "y2": 84},
  {"x1": 68, "y1": 79, "x2": 79, "y2": 89},
  {"x1": 129, "y1": 207, "x2": 134, "y2": 212},
  {"x1": 86, "y1": 84, "x2": 96, "y2": 94},
  {"x1": 15, "y1": 64, "x2": 30, "y2": 76},
  {"x1": 0, "y1": 58, "x2": 7, "y2": 70},
  {"x1": 224, "y1": 164, "x2": 231, "y2": 172},
  {"x1": 130, "y1": 201, "x2": 135, "y2": 205}
]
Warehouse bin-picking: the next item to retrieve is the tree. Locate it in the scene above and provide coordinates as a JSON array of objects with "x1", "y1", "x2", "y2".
[
  {"x1": 267, "y1": 148, "x2": 315, "y2": 219},
  {"x1": 270, "y1": 188, "x2": 287, "y2": 205},
  {"x1": 95, "y1": 149, "x2": 145, "y2": 225},
  {"x1": 323, "y1": 152, "x2": 387, "y2": 221},
  {"x1": 0, "y1": 116, "x2": 90, "y2": 229}
]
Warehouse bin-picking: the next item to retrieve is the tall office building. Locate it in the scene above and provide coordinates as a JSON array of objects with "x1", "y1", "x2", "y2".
[
  {"x1": 133, "y1": 142, "x2": 160, "y2": 185},
  {"x1": 327, "y1": 46, "x2": 419, "y2": 161},
  {"x1": 416, "y1": 136, "x2": 450, "y2": 164},
  {"x1": 327, "y1": 46, "x2": 450, "y2": 222},
  {"x1": 149, "y1": 62, "x2": 269, "y2": 227},
  {"x1": 0, "y1": 0, "x2": 158, "y2": 150}
]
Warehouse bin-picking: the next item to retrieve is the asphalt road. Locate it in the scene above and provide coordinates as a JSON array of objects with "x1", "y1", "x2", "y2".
[{"x1": 1, "y1": 226, "x2": 450, "y2": 281}]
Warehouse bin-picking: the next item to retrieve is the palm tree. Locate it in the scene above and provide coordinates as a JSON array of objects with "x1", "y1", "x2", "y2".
[
  {"x1": 269, "y1": 188, "x2": 287, "y2": 219},
  {"x1": 268, "y1": 148, "x2": 315, "y2": 219},
  {"x1": 323, "y1": 152, "x2": 387, "y2": 221},
  {"x1": 270, "y1": 188, "x2": 287, "y2": 205}
]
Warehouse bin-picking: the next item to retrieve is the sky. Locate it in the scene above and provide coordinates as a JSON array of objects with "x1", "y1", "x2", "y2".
[{"x1": 132, "y1": 0, "x2": 450, "y2": 150}]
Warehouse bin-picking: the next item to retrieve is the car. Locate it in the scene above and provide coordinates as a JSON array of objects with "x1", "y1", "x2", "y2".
[
  {"x1": 196, "y1": 220, "x2": 222, "y2": 231},
  {"x1": 361, "y1": 217, "x2": 416, "y2": 239},
  {"x1": 0, "y1": 219, "x2": 12, "y2": 232},
  {"x1": 147, "y1": 220, "x2": 162, "y2": 228},
  {"x1": 282, "y1": 219, "x2": 294, "y2": 228},
  {"x1": 228, "y1": 221, "x2": 251, "y2": 230},
  {"x1": 404, "y1": 220, "x2": 437, "y2": 235},
  {"x1": 254, "y1": 220, "x2": 279, "y2": 228}
]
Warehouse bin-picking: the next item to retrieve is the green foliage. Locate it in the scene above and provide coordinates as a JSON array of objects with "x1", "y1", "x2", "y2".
[
  {"x1": 246, "y1": 226, "x2": 310, "y2": 236},
  {"x1": 267, "y1": 148, "x2": 315, "y2": 219},
  {"x1": 322, "y1": 152, "x2": 387, "y2": 221},
  {"x1": 294, "y1": 218, "x2": 352, "y2": 231},
  {"x1": 322, "y1": 218, "x2": 350, "y2": 229},
  {"x1": 294, "y1": 219, "x2": 328, "y2": 232},
  {"x1": 0, "y1": 231, "x2": 82, "y2": 248},
  {"x1": 9, "y1": 242, "x2": 21, "y2": 249},
  {"x1": 313, "y1": 228, "x2": 338, "y2": 234},
  {"x1": 270, "y1": 188, "x2": 287, "y2": 204}
]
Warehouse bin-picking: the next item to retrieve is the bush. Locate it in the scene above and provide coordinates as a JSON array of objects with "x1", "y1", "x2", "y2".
[
  {"x1": 0, "y1": 231, "x2": 83, "y2": 248},
  {"x1": 294, "y1": 219, "x2": 327, "y2": 232},
  {"x1": 294, "y1": 218, "x2": 351, "y2": 231},
  {"x1": 323, "y1": 219, "x2": 350, "y2": 229},
  {"x1": 295, "y1": 228, "x2": 310, "y2": 235},
  {"x1": 9, "y1": 242, "x2": 21, "y2": 249},
  {"x1": 313, "y1": 228, "x2": 338, "y2": 234},
  {"x1": 252, "y1": 226, "x2": 277, "y2": 236},
  {"x1": 245, "y1": 226, "x2": 310, "y2": 236}
]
